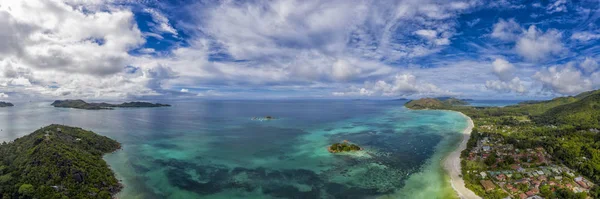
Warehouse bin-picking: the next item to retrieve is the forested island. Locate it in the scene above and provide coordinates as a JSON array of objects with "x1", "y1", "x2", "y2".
[
  {"x1": 405, "y1": 97, "x2": 468, "y2": 109},
  {"x1": 0, "y1": 102, "x2": 14, "y2": 107},
  {"x1": 328, "y1": 141, "x2": 361, "y2": 153},
  {"x1": 51, "y1": 99, "x2": 170, "y2": 110},
  {"x1": 0, "y1": 125, "x2": 122, "y2": 199},
  {"x1": 407, "y1": 90, "x2": 600, "y2": 198}
]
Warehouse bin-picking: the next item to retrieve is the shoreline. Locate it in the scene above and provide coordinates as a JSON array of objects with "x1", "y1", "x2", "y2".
[{"x1": 443, "y1": 112, "x2": 481, "y2": 199}]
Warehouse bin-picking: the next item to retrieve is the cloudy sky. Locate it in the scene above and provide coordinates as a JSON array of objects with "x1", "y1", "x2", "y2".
[{"x1": 0, "y1": 0, "x2": 599, "y2": 100}]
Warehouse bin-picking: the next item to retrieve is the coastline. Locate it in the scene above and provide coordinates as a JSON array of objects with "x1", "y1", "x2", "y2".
[{"x1": 443, "y1": 112, "x2": 481, "y2": 199}]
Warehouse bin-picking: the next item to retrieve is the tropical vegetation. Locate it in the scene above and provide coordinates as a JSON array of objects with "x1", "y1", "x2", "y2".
[
  {"x1": 0, "y1": 125, "x2": 122, "y2": 199},
  {"x1": 407, "y1": 89, "x2": 600, "y2": 198}
]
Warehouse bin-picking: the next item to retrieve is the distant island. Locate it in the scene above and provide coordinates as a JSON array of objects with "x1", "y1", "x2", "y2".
[
  {"x1": 51, "y1": 99, "x2": 170, "y2": 110},
  {"x1": 406, "y1": 90, "x2": 600, "y2": 198},
  {"x1": 0, "y1": 102, "x2": 13, "y2": 107},
  {"x1": 251, "y1": 116, "x2": 275, "y2": 121},
  {"x1": 328, "y1": 141, "x2": 361, "y2": 153},
  {"x1": 0, "y1": 124, "x2": 122, "y2": 199},
  {"x1": 404, "y1": 97, "x2": 469, "y2": 109}
]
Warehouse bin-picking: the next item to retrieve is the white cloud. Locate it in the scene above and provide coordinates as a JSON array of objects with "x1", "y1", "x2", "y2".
[
  {"x1": 144, "y1": 8, "x2": 178, "y2": 36},
  {"x1": 415, "y1": 29, "x2": 438, "y2": 40},
  {"x1": 0, "y1": 0, "x2": 144, "y2": 75},
  {"x1": 332, "y1": 73, "x2": 455, "y2": 97},
  {"x1": 515, "y1": 26, "x2": 564, "y2": 62},
  {"x1": 485, "y1": 58, "x2": 527, "y2": 94},
  {"x1": 491, "y1": 58, "x2": 515, "y2": 81},
  {"x1": 0, "y1": 93, "x2": 7, "y2": 98},
  {"x1": 571, "y1": 31, "x2": 600, "y2": 42},
  {"x1": 491, "y1": 18, "x2": 521, "y2": 41},
  {"x1": 196, "y1": 90, "x2": 224, "y2": 97},
  {"x1": 180, "y1": 88, "x2": 189, "y2": 93},
  {"x1": 486, "y1": 77, "x2": 527, "y2": 94},
  {"x1": 0, "y1": 0, "x2": 159, "y2": 99},
  {"x1": 467, "y1": 18, "x2": 481, "y2": 27},
  {"x1": 10, "y1": 77, "x2": 32, "y2": 86},
  {"x1": 533, "y1": 63, "x2": 592, "y2": 95},
  {"x1": 580, "y1": 57, "x2": 599, "y2": 74},
  {"x1": 547, "y1": 0, "x2": 567, "y2": 14}
]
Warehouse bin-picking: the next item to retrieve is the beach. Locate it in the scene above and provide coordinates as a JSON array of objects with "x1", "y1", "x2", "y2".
[{"x1": 444, "y1": 112, "x2": 481, "y2": 199}]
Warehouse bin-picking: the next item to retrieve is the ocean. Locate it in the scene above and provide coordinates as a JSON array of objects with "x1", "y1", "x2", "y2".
[{"x1": 0, "y1": 100, "x2": 487, "y2": 198}]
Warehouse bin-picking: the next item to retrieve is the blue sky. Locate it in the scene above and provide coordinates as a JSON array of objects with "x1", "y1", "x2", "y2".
[{"x1": 0, "y1": 0, "x2": 599, "y2": 100}]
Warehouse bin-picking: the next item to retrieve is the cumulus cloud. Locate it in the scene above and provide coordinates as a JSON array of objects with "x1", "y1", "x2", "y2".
[
  {"x1": 2, "y1": 0, "x2": 595, "y2": 99},
  {"x1": 486, "y1": 77, "x2": 527, "y2": 94},
  {"x1": 533, "y1": 63, "x2": 592, "y2": 95},
  {"x1": 491, "y1": 18, "x2": 521, "y2": 41},
  {"x1": 515, "y1": 26, "x2": 564, "y2": 62},
  {"x1": 332, "y1": 74, "x2": 455, "y2": 97},
  {"x1": 1, "y1": 0, "x2": 144, "y2": 75},
  {"x1": 0, "y1": 93, "x2": 7, "y2": 98},
  {"x1": 491, "y1": 58, "x2": 515, "y2": 81},
  {"x1": 580, "y1": 57, "x2": 599, "y2": 74},
  {"x1": 485, "y1": 58, "x2": 527, "y2": 94}
]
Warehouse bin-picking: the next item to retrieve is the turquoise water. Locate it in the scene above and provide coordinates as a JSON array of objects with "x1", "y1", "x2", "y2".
[
  {"x1": 466, "y1": 100, "x2": 523, "y2": 107},
  {"x1": 0, "y1": 100, "x2": 467, "y2": 198}
]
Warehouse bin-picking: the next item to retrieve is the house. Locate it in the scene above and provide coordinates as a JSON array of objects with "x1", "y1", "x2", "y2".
[
  {"x1": 496, "y1": 174, "x2": 507, "y2": 181},
  {"x1": 519, "y1": 193, "x2": 527, "y2": 199},
  {"x1": 536, "y1": 170, "x2": 544, "y2": 175},
  {"x1": 538, "y1": 176, "x2": 547, "y2": 181},
  {"x1": 574, "y1": 176, "x2": 583, "y2": 182},
  {"x1": 480, "y1": 180, "x2": 496, "y2": 191},
  {"x1": 480, "y1": 172, "x2": 487, "y2": 179},
  {"x1": 526, "y1": 188, "x2": 539, "y2": 196},
  {"x1": 511, "y1": 164, "x2": 521, "y2": 170},
  {"x1": 483, "y1": 146, "x2": 491, "y2": 152},
  {"x1": 576, "y1": 180, "x2": 588, "y2": 189}
]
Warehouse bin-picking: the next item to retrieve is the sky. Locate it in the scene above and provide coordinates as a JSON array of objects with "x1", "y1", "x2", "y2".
[{"x1": 0, "y1": 0, "x2": 599, "y2": 100}]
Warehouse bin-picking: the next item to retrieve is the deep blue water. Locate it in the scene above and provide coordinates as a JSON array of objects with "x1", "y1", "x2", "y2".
[{"x1": 0, "y1": 100, "x2": 468, "y2": 198}]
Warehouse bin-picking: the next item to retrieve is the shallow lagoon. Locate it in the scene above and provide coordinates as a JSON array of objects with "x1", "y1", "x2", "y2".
[{"x1": 1, "y1": 100, "x2": 468, "y2": 198}]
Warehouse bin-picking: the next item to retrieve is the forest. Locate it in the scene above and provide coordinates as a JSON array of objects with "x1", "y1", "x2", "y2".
[{"x1": 0, "y1": 125, "x2": 121, "y2": 199}]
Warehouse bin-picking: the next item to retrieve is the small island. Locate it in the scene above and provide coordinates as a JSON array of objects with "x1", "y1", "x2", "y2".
[
  {"x1": 0, "y1": 102, "x2": 14, "y2": 107},
  {"x1": 251, "y1": 116, "x2": 275, "y2": 121},
  {"x1": 51, "y1": 99, "x2": 170, "y2": 110},
  {"x1": 0, "y1": 124, "x2": 122, "y2": 199},
  {"x1": 328, "y1": 141, "x2": 362, "y2": 153}
]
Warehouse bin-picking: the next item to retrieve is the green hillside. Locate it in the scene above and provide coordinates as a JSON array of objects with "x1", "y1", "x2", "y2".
[
  {"x1": 535, "y1": 91, "x2": 600, "y2": 129},
  {"x1": 405, "y1": 89, "x2": 600, "y2": 198},
  {"x1": 0, "y1": 125, "x2": 121, "y2": 199}
]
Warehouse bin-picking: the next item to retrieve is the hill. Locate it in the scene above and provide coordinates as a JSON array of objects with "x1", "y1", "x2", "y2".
[
  {"x1": 535, "y1": 91, "x2": 600, "y2": 129},
  {"x1": 51, "y1": 100, "x2": 170, "y2": 110},
  {"x1": 405, "y1": 89, "x2": 600, "y2": 198},
  {"x1": 0, "y1": 125, "x2": 121, "y2": 199},
  {"x1": 0, "y1": 102, "x2": 13, "y2": 107}
]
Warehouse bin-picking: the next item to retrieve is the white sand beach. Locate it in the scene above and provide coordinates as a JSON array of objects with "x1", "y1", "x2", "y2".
[{"x1": 444, "y1": 112, "x2": 481, "y2": 199}]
